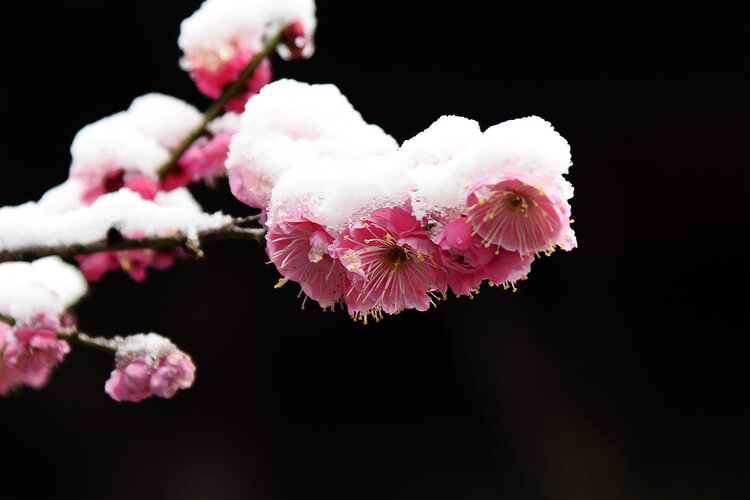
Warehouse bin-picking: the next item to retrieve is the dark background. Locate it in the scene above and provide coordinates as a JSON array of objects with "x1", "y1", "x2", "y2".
[{"x1": 0, "y1": 2, "x2": 747, "y2": 499}]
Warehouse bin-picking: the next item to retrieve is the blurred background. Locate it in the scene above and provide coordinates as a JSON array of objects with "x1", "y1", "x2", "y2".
[{"x1": 0, "y1": 1, "x2": 747, "y2": 499}]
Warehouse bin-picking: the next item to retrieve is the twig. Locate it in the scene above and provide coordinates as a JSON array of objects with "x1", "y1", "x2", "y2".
[{"x1": 156, "y1": 29, "x2": 284, "y2": 179}]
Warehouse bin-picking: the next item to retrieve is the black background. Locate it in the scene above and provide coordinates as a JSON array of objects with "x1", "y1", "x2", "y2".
[{"x1": 0, "y1": 2, "x2": 747, "y2": 499}]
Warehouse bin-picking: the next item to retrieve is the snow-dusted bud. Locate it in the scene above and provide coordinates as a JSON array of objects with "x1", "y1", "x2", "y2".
[{"x1": 105, "y1": 333, "x2": 196, "y2": 403}]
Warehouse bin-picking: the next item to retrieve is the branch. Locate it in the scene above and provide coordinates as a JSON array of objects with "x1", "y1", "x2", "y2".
[
  {"x1": 1, "y1": 313, "x2": 116, "y2": 355},
  {"x1": 56, "y1": 330, "x2": 118, "y2": 355},
  {"x1": 156, "y1": 29, "x2": 285, "y2": 179},
  {"x1": 0, "y1": 215, "x2": 266, "y2": 263}
]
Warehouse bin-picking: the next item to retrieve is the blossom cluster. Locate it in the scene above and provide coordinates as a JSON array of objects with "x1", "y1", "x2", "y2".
[
  {"x1": 104, "y1": 333, "x2": 196, "y2": 403},
  {"x1": 0, "y1": 258, "x2": 195, "y2": 400},
  {"x1": 13, "y1": 0, "x2": 317, "y2": 285},
  {"x1": 178, "y1": 0, "x2": 316, "y2": 111},
  {"x1": 0, "y1": 258, "x2": 81, "y2": 395},
  {"x1": 227, "y1": 80, "x2": 577, "y2": 322}
]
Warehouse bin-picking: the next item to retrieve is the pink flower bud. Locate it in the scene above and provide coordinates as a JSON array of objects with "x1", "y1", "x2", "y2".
[
  {"x1": 280, "y1": 21, "x2": 312, "y2": 60},
  {"x1": 0, "y1": 324, "x2": 69, "y2": 395},
  {"x1": 3, "y1": 328, "x2": 69, "y2": 376},
  {"x1": 149, "y1": 353, "x2": 196, "y2": 399},
  {"x1": 104, "y1": 359, "x2": 152, "y2": 402},
  {"x1": 437, "y1": 216, "x2": 532, "y2": 296},
  {"x1": 104, "y1": 333, "x2": 195, "y2": 403}
]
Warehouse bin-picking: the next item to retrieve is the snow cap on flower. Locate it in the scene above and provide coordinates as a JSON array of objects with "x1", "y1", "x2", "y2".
[
  {"x1": 0, "y1": 257, "x2": 87, "y2": 324},
  {"x1": 266, "y1": 152, "x2": 410, "y2": 232},
  {"x1": 127, "y1": 93, "x2": 203, "y2": 151},
  {"x1": 178, "y1": 0, "x2": 316, "y2": 68},
  {"x1": 227, "y1": 79, "x2": 398, "y2": 210},
  {"x1": 69, "y1": 93, "x2": 202, "y2": 199},
  {"x1": 105, "y1": 333, "x2": 196, "y2": 402},
  {"x1": 408, "y1": 115, "x2": 573, "y2": 224},
  {"x1": 70, "y1": 112, "x2": 168, "y2": 182},
  {"x1": 402, "y1": 116, "x2": 483, "y2": 224}
]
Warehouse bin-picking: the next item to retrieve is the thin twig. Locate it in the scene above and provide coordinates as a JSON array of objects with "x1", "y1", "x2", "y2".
[
  {"x1": 56, "y1": 330, "x2": 118, "y2": 355},
  {"x1": 156, "y1": 29, "x2": 284, "y2": 179},
  {"x1": 0, "y1": 313, "x2": 15, "y2": 326},
  {"x1": 0, "y1": 314, "x2": 116, "y2": 354}
]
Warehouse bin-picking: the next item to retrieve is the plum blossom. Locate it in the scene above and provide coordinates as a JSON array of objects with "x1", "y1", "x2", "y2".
[
  {"x1": 105, "y1": 333, "x2": 195, "y2": 403},
  {"x1": 0, "y1": 321, "x2": 70, "y2": 396},
  {"x1": 332, "y1": 207, "x2": 447, "y2": 323},
  {"x1": 69, "y1": 94, "x2": 203, "y2": 202},
  {"x1": 220, "y1": 81, "x2": 577, "y2": 320},
  {"x1": 178, "y1": 0, "x2": 317, "y2": 111},
  {"x1": 75, "y1": 244, "x2": 185, "y2": 283},
  {"x1": 436, "y1": 216, "x2": 533, "y2": 296},
  {"x1": 189, "y1": 46, "x2": 272, "y2": 112},
  {"x1": 161, "y1": 131, "x2": 236, "y2": 191},
  {"x1": 266, "y1": 219, "x2": 348, "y2": 309},
  {"x1": 465, "y1": 173, "x2": 574, "y2": 257}
]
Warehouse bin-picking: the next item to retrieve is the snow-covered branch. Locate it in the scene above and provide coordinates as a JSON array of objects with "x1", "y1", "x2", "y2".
[{"x1": 0, "y1": 214, "x2": 264, "y2": 263}]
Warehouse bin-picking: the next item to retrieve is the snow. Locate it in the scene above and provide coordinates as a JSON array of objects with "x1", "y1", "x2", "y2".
[
  {"x1": 69, "y1": 93, "x2": 202, "y2": 181},
  {"x1": 267, "y1": 152, "x2": 410, "y2": 231},
  {"x1": 226, "y1": 79, "x2": 398, "y2": 209},
  {"x1": 127, "y1": 93, "x2": 203, "y2": 151},
  {"x1": 113, "y1": 332, "x2": 178, "y2": 368},
  {"x1": 0, "y1": 179, "x2": 232, "y2": 251},
  {"x1": 179, "y1": 0, "x2": 317, "y2": 64},
  {"x1": 0, "y1": 257, "x2": 88, "y2": 323},
  {"x1": 236, "y1": 82, "x2": 573, "y2": 231},
  {"x1": 404, "y1": 115, "x2": 573, "y2": 222}
]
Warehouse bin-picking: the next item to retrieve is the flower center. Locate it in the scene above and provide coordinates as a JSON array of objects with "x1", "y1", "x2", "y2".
[
  {"x1": 505, "y1": 193, "x2": 528, "y2": 214},
  {"x1": 384, "y1": 246, "x2": 409, "y2": 268}
]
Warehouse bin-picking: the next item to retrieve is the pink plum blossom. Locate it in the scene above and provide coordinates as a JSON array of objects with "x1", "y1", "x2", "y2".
[
  {"x1": 279, "y1": 21, "x2": 315, "y2": 60},
  {"x1": 75, "y1": 229, "x2": 184, "y2": 283},
  {"x1": 161, "y1": 132, "x2": 234, "y2": 191},
  {"x1": 105, "y1": 336, "x2": 196, "y2": 403},
  {"x1": 149, "y1": 353, "x2": 197, "y2": 399},
  {"x1": 228, "y1": 158, "x2": 273, "y2": 209},
  {"x1": 436, "y1": 216, "x2": 533, "y2": 296},
  {"x1": 0, "y1": 323, "x2": 69, "y2": 395},
  {"x1": 104, "y1": 359, "x2": 153, "y2": 402},
  {"x1": 189, "y1": 44, "x2": 272, "y2": 113},
  {"x1": 465, "y1": 174, "x2": 573, "y2": 257},
  {"x1": 80, "y1": 168, "x2": 159, "y2": 205},
  {"x1": 332, "y1": 206, "x2": 447, "y2": 323},
  {"x1": 266, "y1": 219, "x2": 348, "y2": 309}
]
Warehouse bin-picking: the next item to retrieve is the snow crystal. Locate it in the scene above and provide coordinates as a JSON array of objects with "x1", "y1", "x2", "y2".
[
  {"x1": 0, "y1": 180, "x2": 232, "y2": 251},
  {"x1": 0, "y1": 257, "x2": 87, "y2": 322}
]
